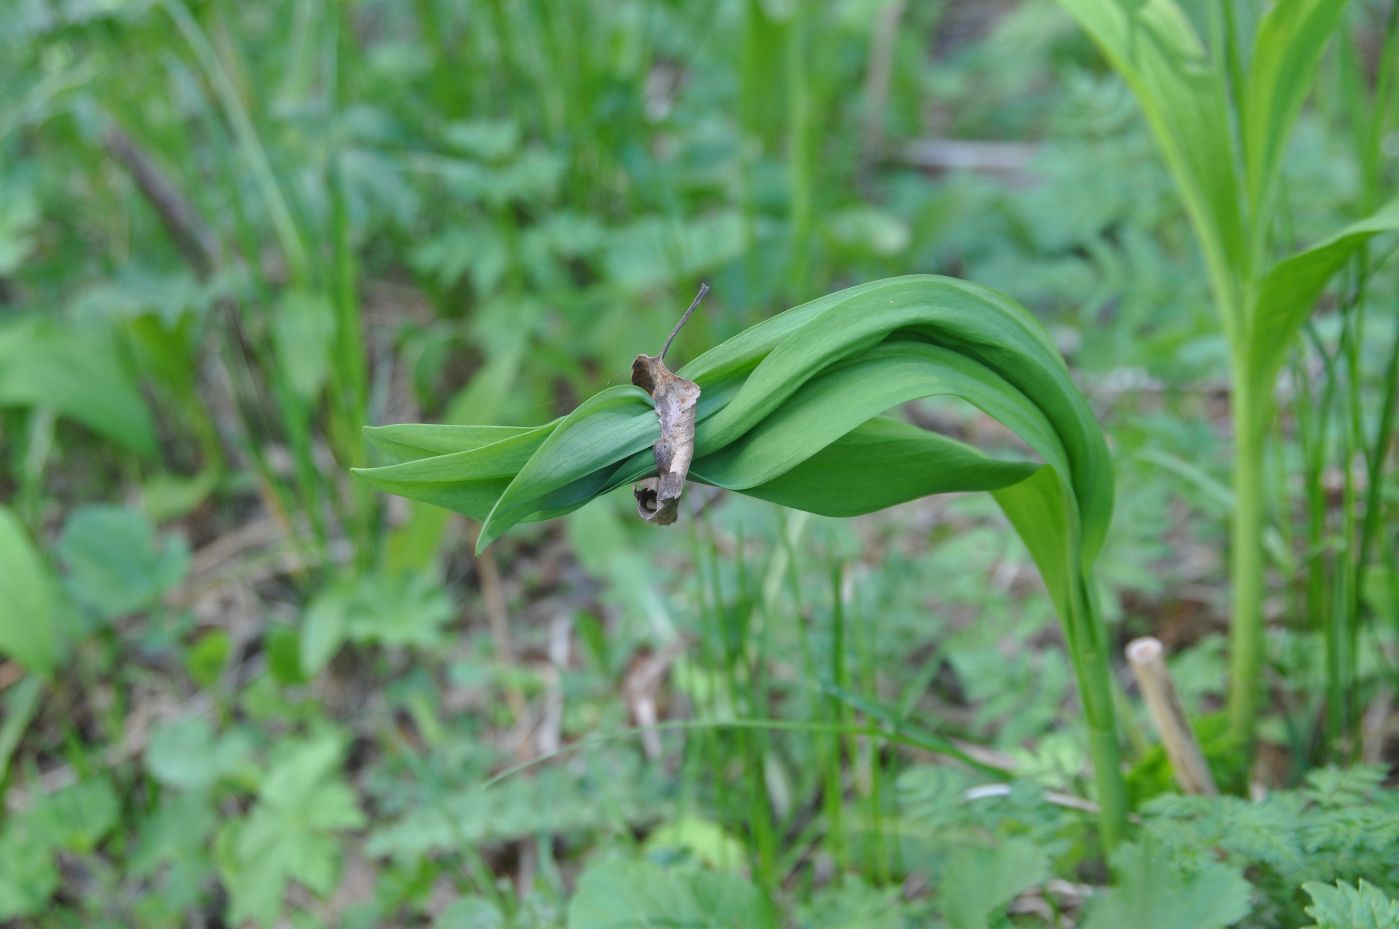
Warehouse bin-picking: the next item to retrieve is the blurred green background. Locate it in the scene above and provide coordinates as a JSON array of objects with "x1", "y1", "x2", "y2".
[{"x1": 1, "y1": 0, "x2": 1397, "y2": 926}]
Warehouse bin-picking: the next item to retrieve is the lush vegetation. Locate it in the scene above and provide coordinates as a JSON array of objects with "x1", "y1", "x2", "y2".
[{"x1": 1, "y1": 0, "x2": 1397, "y2": 926}]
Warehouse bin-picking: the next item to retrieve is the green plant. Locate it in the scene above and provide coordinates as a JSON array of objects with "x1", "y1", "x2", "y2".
[
  {"x1": 0, "y1": 777, "x2": 120, "y2": 922},
  {"x1": 1139, "y1": 764, "x2": 1399, "y2": 919},
  {"x1": 214, "y1": 733, "x2": 365, "y2": 928},
  {"x1": 298, "y1": 571, "x2": 455, "y2": 677},
  {"x1": 1303, "y1": 879, "x2": 1399, "y2": 929},
  {"x1": 354, "y1": 274, "x2": 1129, "y2": 847},
  {"x1": 1056, "y1": 0, "x2": 1399, "y2": 752},
  {"x1": 56, "y1": 505, "x2": 190, "y2": 620},
  {"x1": 1082, "y1": 838, "x2": 1251, "y2": 929}
]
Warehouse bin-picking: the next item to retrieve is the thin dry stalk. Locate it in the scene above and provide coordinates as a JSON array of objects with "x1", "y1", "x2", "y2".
[{"x1": 1126, "y1": 636, "x2": 1218, "y2": 795}]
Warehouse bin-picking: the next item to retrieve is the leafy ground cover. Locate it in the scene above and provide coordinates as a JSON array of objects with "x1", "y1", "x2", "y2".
[{"x1": 0, "y1": 1, "x2": 1397, "y2": 926}]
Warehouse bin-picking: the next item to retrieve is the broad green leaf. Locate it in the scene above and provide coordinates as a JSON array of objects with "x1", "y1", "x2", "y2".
[
  {"x1": 1056, "y1": 0, "x2": 1244, "y2": 311},
  {"x1": 684, "y1": 279, "x2": 1091, "y2": 491},
  {"x1": 0, "y1": 319, "x2": 157, "y2": 456},
  {"x1": 1083, "y1": 840, "x2": 1251, "y2": 929},
  {"x1": 381, "y1": 336, "x2": 535, "y2": 575},
  {"x1": 1243, "y1": 0, "x2": 1349, "y2": 219},
  {"x1": 941, "y1": 838, "x2": 1050, "y2": 929},
  {"x1": 1303, "y1": 879, "x2": 1399, "y2": 929},
  {"x1": 728, "y1": 417, "x2": 1038, "y2": 517},
  {"x1": 1247, "y1": 197, "x2": 1399, "y2": 420},
  {"x1": 56, "y1": 505, "x2": 190, "y2": 619},
  {"x1": 691, "y1": 340, "x2": 1067, "y2": 490},
  {"x1": 566, "y1": 858, "x2": 771, "y2": 929},
  {"x1": 0, "y1": 507, "x2": 60, "y2": 674},
  {"x1": 711, "y1": 276, "x2": 1114, "y2": 552}
]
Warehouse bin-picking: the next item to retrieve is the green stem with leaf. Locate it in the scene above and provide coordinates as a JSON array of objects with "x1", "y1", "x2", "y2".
[{"x1": 1058, "y1": 0, "x2": 1398, "y2": 760}]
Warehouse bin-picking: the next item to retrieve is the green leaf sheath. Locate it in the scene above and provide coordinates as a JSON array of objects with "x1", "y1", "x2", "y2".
[{"x1": 354, "y1": 275, "x2": 1112, "y2": 560}]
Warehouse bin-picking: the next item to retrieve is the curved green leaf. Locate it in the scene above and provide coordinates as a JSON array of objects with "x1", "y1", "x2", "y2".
[
  {"x1": 355, "y1": 275, "x2": 1112, "y2": 559},
  {"x1": 693, "y1": 340, "x2": 1067, "y2": 491},
  {"x1": 1247, "y1": 197, "x2": 1399, "y2": 421},
  {"x1": 722, "y1": 417, "x2": 1040, "y2": 516}
]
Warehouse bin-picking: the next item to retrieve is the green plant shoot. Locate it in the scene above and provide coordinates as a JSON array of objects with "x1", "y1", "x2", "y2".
[{"x1": 353, "y1": 275, "x2": 1129, "y2": 847}]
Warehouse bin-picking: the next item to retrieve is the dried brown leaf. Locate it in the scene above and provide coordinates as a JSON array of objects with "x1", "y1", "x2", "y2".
[{"x1": 631, "y1": 285, "x2": 707, "y2": 524}]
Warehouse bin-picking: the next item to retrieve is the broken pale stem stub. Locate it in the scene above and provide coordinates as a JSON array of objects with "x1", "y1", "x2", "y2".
[{"x1": 632, "y1": 284, "x2": 707, "y2": 525}]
